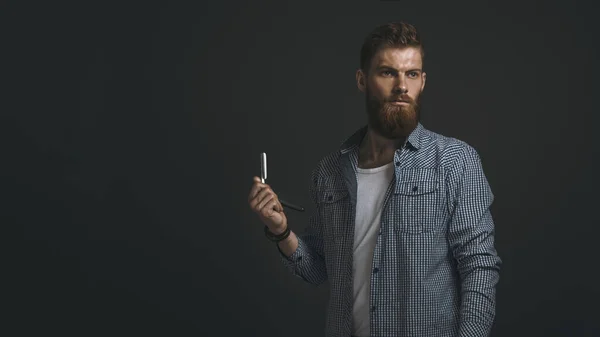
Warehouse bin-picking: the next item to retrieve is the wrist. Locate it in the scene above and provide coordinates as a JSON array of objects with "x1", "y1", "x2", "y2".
[
  {"x1": 264, "y1": 224, "x2": 291, "y2": 243},
  {"x1": 278, "y1": 230, "x2": 294, "y2": 244},
  {"x1": 270, "y1": 225, "x2": 287, "y2": 235}
]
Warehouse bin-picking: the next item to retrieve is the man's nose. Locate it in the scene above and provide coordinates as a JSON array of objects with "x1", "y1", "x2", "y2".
[{"x1": 393, "y1": 78, "x2": 408, "y2": 94}]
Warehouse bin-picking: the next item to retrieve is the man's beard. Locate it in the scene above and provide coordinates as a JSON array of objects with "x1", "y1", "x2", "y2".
[{"x1": 365, "y1": 87, "x2": 422, "y2": 139}]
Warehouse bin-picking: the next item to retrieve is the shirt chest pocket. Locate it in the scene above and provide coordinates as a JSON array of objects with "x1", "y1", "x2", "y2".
[
  {"x1": 317, "y1": 188, "x2": 351, "y2": 242},
  {"x1": 391, "y1": 179, "x2": 442, "y2": 234}
]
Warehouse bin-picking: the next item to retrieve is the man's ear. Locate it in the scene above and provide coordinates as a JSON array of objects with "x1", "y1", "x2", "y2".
[
  {"x1": 356, "y1": 69, "x2": 366, "y2": 92},
  {"x1": 421, "y1": 71, "x2": 426, "y2": 92}
]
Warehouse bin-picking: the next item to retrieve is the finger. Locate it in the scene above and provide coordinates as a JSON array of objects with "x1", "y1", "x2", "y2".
[
  {"x1": 260, "y1": 198, "x2": 279, "y2": 218},
  {"x1": 251, "y1": 186, "x2": 274, "y2": 209},
  {"x1": 248, "y1": 182, "x2": 263, "y2": 201},
  {"x1": 248, "y1": 178, "x2": 267, "y2": 201},
  {"x1": 268, "y1": 193, "x2": 283, "y2": 213},
  {"x1": 250, "y1": 189, "x2": 275, "y2": 212},
  {"x1": 249, "y1": 177, "x2": 273, "y2": 201},
  {"x1": 256, "y1": 194, "x2": 275, "y2": 213},
  {"x1": 275, "y1": 199, "x2": 283, "y2": 212}
]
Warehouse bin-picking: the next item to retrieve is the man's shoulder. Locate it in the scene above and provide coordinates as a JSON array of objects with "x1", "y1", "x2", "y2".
[
  {"x1": 422, "y1": 126, "x2": 464, "y2": 148},
  {"x1": 421, "y1": 127, "x2": 483, "y2": 168},
  {"x1": 311, "y1": 149, "x2": 343, "y2": 179}
]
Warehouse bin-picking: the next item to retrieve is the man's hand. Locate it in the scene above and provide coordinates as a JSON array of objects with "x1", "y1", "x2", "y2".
[{"x1": 248, "y1": 176, "x2": 287, "y2": 234}]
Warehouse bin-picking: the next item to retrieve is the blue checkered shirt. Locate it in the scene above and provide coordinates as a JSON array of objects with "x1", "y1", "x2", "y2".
[{"x1": 279, "y1": 123, "x2": 501, "y2": 337}]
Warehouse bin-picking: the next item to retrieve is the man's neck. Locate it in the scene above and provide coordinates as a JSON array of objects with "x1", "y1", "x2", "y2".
[{"x1": 358, "y1": 127, "x2": 405, "y2": 169}]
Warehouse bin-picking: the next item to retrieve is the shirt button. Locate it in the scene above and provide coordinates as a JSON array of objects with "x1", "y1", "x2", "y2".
[
  {"x1": 395, "y1": 161, "x2": 400, "y2": 167},
  {"x1": 373, "y1": 267, "x2": 379, "y2": 273},
  {"x1": 412, "y1": 185, "x2": 418, "y2": 192},
  {"x1": 327, "y1": 195, "x2": 333, "y2": 201}
]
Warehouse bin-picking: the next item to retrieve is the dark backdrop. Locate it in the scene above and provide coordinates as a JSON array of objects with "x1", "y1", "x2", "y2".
[{"x1": 5, "y1": 0, "x2": 599, "y2": 336}]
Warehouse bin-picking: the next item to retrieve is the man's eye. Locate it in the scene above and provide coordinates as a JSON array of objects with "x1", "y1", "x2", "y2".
[
  {"x1": 382, "y1": 70, "x2": 393, "y2": 76},
  {"x1": 408, "y1": 72, "x2": 419, "y2": 78}
]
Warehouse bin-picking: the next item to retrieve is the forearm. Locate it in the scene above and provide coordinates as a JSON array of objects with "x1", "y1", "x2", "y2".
[
  {"x1": 453, "y1": 217, "x2": 501, "y2": 335},
  {"x1": 277, "y1": 230, "x2": 298, "y2": 257},
  {"x1": 458, "y1": 262, "x2": 500, "y2": 337},
  {"x1": 278, "y1": 231, "x2": 327, "y2": 285},
  {"x1": 277, "y1": 167, "x2": 327, "y2": 284}
]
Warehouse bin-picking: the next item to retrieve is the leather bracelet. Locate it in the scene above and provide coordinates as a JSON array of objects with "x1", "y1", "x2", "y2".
[{"x1": 264, "y1": 225, "x2": 291, "y2": 243}]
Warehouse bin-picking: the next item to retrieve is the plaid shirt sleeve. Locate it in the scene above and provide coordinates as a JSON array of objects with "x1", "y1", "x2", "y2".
[
  {"x1": 278, "y1": 168, "x2": 328, "y2": 285},
  {"x1": 447, "y1": 143, "x2": 502, "y2": 337}
]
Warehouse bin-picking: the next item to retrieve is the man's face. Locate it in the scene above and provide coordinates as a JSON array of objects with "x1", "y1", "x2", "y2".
[{"x1": 356, "y1": 46, "x2": 426, "y2": 139}]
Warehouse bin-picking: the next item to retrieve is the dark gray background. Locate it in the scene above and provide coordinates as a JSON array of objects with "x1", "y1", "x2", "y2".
[{"x1": 5, "y1": 0, "x2": 599, "y2": 336}]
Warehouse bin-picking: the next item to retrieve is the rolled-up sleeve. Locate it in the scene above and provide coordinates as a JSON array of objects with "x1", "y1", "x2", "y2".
[{"x1": 278, "y1": 168, "x2": 328, "y2": 285}]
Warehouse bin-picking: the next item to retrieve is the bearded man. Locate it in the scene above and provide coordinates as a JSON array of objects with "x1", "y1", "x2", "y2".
[{"x1": 248, "y1": 22, "x2": 501, "y2": 337}]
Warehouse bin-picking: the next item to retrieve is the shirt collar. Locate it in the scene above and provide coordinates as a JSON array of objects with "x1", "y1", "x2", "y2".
[{"x1": 339, "y1": 122, "x2": 426, "y2": 154}]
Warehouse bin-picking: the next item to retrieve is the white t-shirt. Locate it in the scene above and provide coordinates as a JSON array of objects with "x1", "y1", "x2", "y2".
[{"x1": 352, "y1": 161, "x2": 395, "y2": 337}]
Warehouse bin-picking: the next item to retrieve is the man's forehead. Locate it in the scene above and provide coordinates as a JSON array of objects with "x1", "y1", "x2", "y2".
[{"x1": 372, "y1": 47, "x2": 423, "y2": 69}]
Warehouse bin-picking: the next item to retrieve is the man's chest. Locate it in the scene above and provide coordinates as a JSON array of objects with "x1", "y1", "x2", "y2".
[{"x1": 317, "y1": 165, "x2": 451, "y2": 247}]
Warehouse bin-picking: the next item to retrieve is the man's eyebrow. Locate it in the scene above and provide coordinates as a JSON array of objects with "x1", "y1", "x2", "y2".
[{"x1": 376, "y1": 65, "x2": 423, "y2": 73}]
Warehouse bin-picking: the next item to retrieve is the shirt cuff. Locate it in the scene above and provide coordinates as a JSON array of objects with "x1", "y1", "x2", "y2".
[{"x1": 278, "y1": 236, "x2": 306, "y2": 273}]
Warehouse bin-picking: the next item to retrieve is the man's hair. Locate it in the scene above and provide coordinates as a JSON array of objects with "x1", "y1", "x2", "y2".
[{"x1": 359, "y1": 22, "x2": 424, "y2": 73}]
